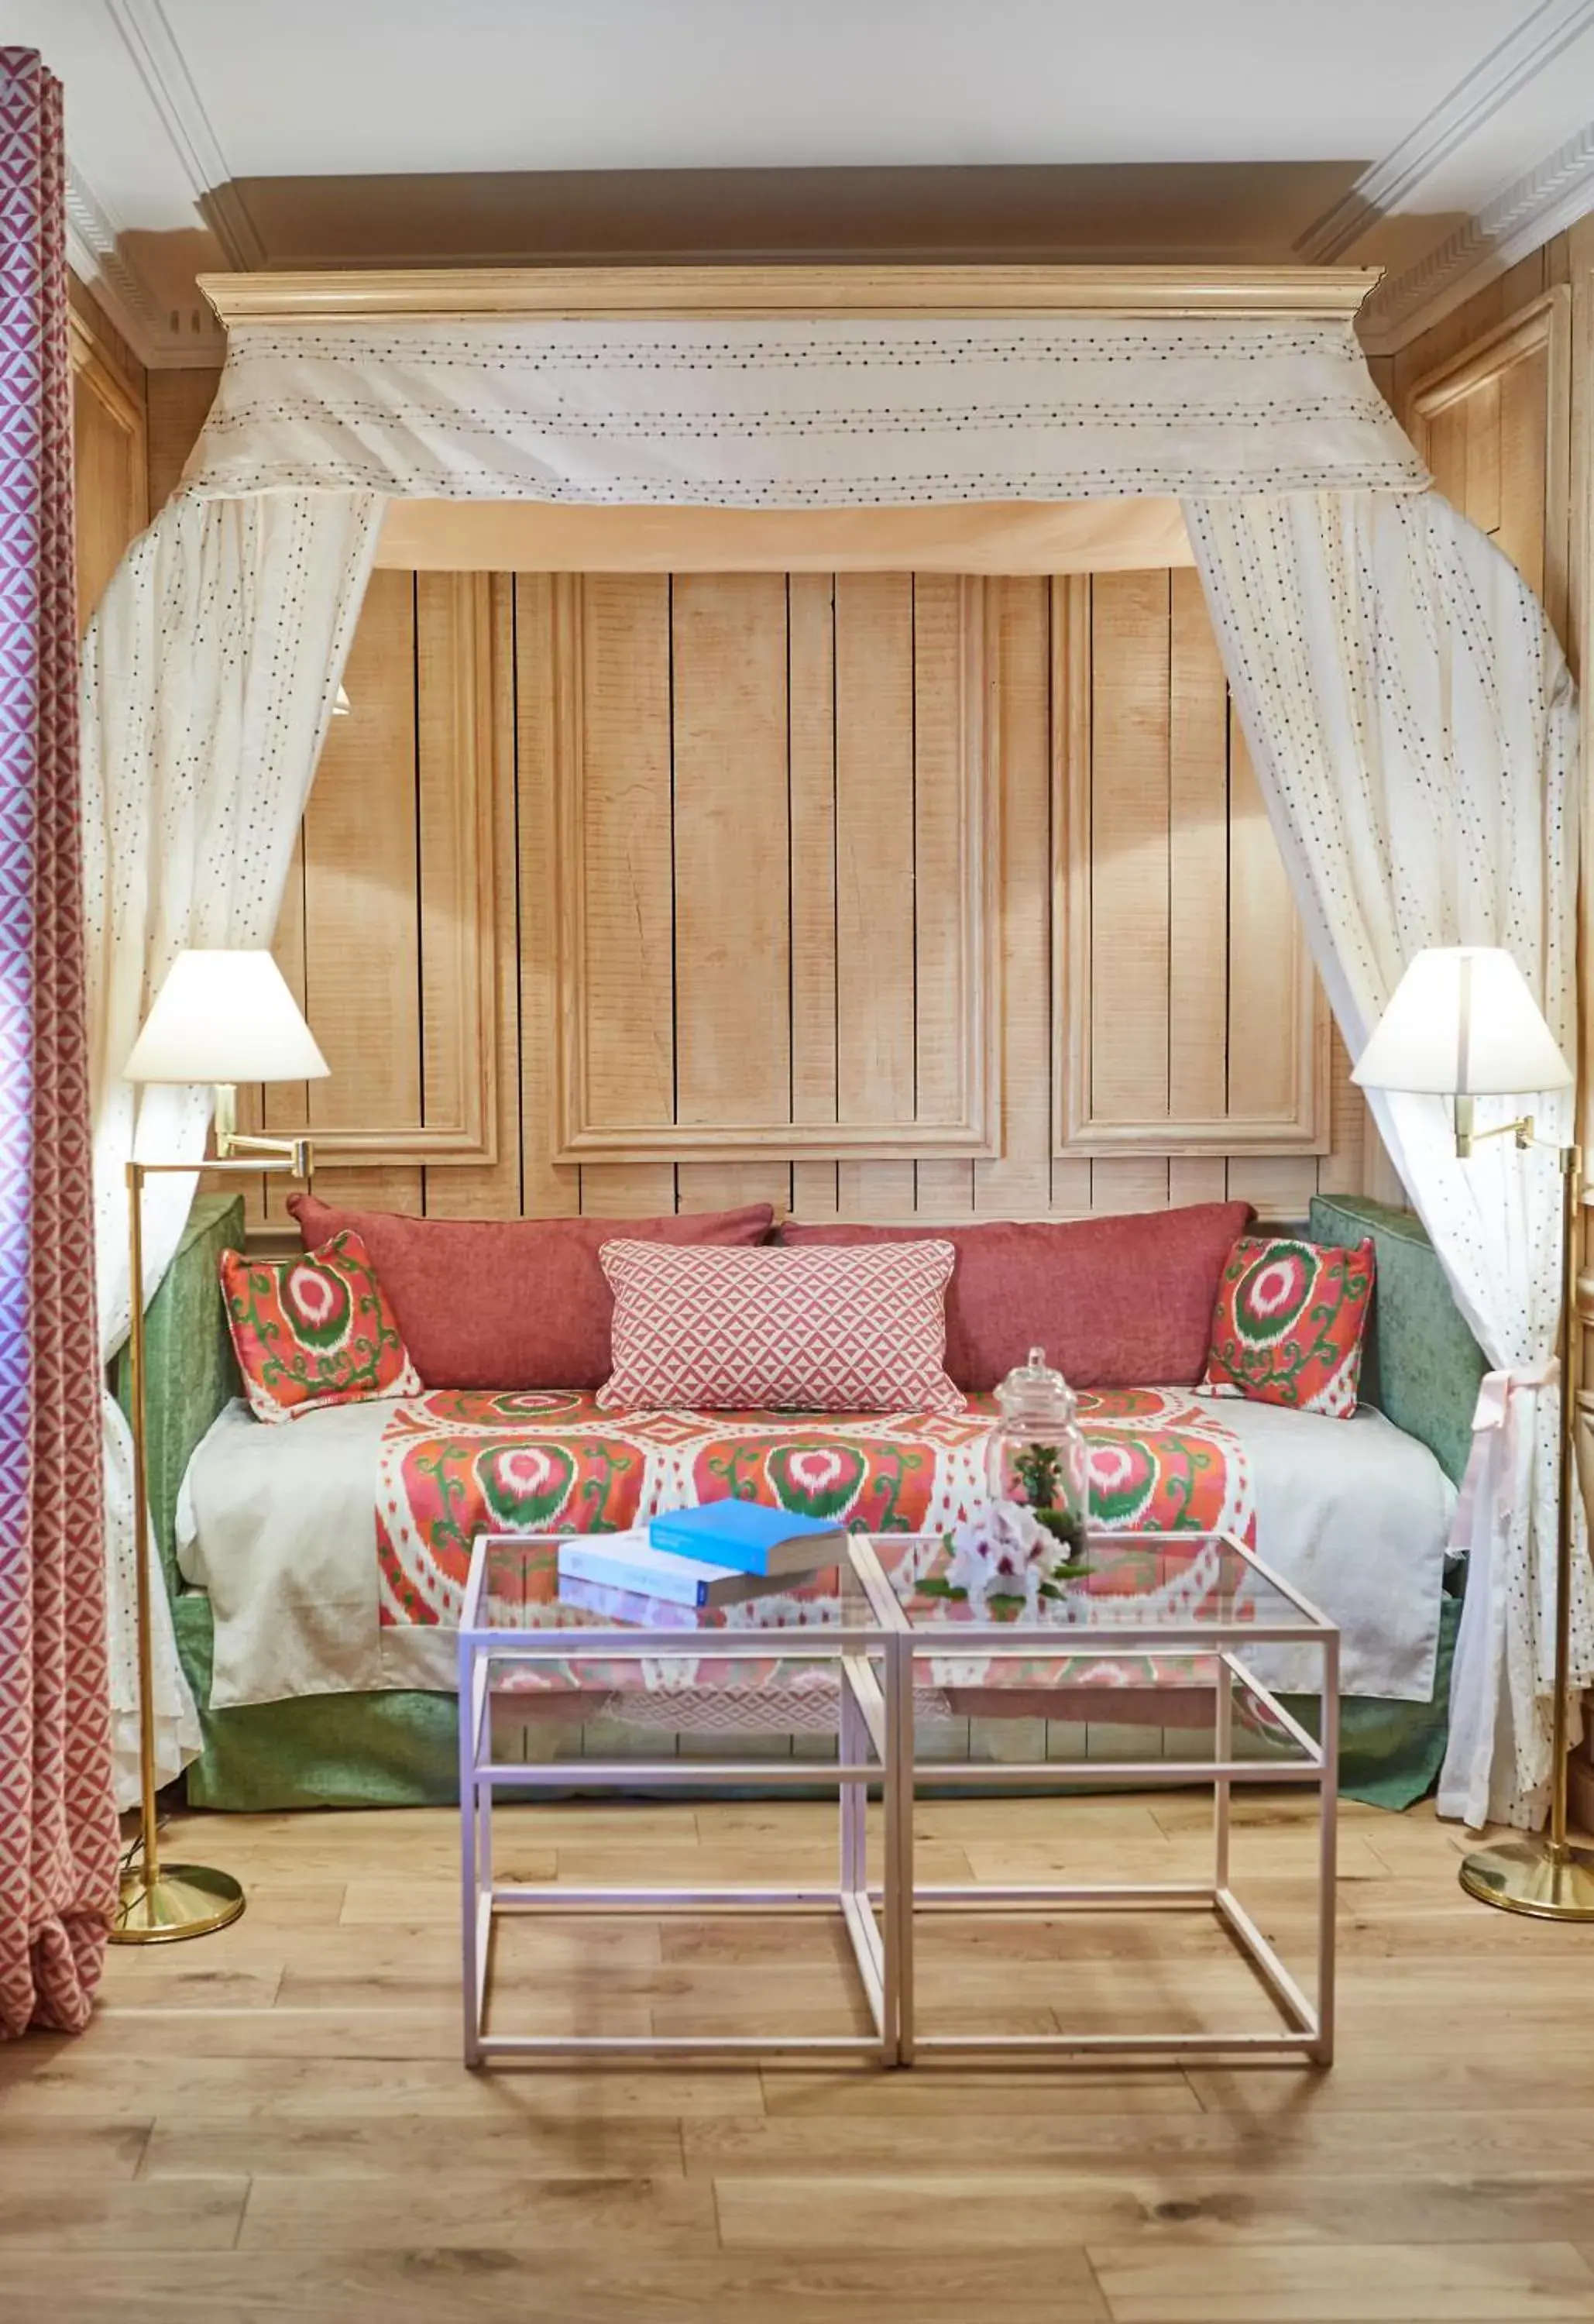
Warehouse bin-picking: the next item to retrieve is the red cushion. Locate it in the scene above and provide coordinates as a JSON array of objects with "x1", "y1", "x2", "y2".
[
  {"x1": 779, "y1": 1203, "x2": 1254, "y2": 1391},
  {"x1": 287, "y1": 1197, "x2": 775, "y2": 1389}
]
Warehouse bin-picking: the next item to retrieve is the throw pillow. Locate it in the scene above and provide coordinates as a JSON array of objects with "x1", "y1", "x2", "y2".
[
  {"x1": 1200, "y1": 1235, "x2": 1376, "y2": 1418},
  {"x1": 286, "y1": 1197, "x2": 775, "y2": 1389},
  {"x1": 220, "y1": 1230, "x2": 422, "y2": 1424},
  {"x1": 780, "y1": 1202, "x2": 1254, "y2": 1391},
  {"x1": 597, "y1": 1239, "x2": 964, "y2": 1415}
]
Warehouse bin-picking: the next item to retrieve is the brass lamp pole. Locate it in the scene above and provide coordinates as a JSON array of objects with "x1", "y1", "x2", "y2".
[
  {"x1": 1354, "y1": 946, "x2": 1594, "y2": 1920},
  {"x1": 112, "y1": 950, "x2": 328, "y2": 1944}
]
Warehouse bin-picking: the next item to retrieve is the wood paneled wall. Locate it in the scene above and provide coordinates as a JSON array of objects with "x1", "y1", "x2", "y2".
[
  {"x1": 1372, "y1": 234, "x2": 1573, "y2": 654},
  {"x1": 68, "y1": 279, "x2": 146, "y2": 629},
  {"x1": 235, "y1": 561, "x2": 1366, "y2": 1232}
]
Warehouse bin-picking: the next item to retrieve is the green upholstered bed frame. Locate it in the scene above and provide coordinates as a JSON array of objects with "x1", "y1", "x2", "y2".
[{"x1": 126, "y1": 1191, "x2": 1481, "y2": 1813}]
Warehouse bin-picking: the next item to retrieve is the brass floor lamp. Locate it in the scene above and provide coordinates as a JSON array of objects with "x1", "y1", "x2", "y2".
[
  {"x1": 112, "y1": 948, "x2": 328, "y2": 1944},
  {"x1": 1354, "y1": 944, "x2": 1594, "y2": 1920}
]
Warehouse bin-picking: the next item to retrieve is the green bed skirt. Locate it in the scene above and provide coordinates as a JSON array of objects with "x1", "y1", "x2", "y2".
[{"x1": 176, "y1": 1587, "x2": 1461, "y2": 1816}]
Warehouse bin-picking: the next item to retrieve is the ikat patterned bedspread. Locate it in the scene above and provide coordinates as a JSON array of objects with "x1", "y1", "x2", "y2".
[{"x1": 375, "y1": 1387, "x2": 1256, "y2": 1654}]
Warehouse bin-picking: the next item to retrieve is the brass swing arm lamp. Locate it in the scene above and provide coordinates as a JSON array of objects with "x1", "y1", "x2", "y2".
[
  {"x1": 1354, "y1": 945, "x2": 1592, "y2": 1920},
  {"x1": 114, "y1": 950, "x2": 330, "y2": 1944}
]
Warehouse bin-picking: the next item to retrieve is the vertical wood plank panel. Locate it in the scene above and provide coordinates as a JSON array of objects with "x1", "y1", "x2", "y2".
[
  {"x1": 427, "y1": 576, "x2": 520, "y2": 1220},
  {"x1": 1049, "y1": 578, "x2": 1092, "y2": 1216},
  {"x1": 302, "y1": 569, "x2": 424, "y2": 1212},
  {"x1": 788, "y1": 573, "x2": 839, "y2": 1221},
  {"x1": 1088, "y1": 570, "x2": 1170, "y2": 1126},
  {"x1": 416, "y1": 575, "x2": 494, "y2": 1169},
  {"x1": 913, "y1": 573, "x2": 977, "y2": 1215},
  {"x1": 1465, "y1": 375, "x2": 1502, "y2": 535},
  {"x1": 1226, "y1": 1155, "x2": 1319, "y2": 1217},
  {"x1": 577, "y1": 575, "x2": 677, "y2": 1215},
  {"x1": 1167, "y1": 569, "x2": 1228, "y2": 1126},
  {"x1": 257, "y1": 830, "x2": 309, "y2": 1232},
  {"x1": 672, "y1": 572, "x2": 792, "y2": 1216},
  {"x1": 1169, "y1": 1157, "x2": 1228, "y2": 1205},
  {"x1": 1225, "y1": 703, "x2": 1300, "y2": 1129},
  {"x1": 1317, "y1": 1030, "x2": 1370, "y2": 1198},
  {"x1": 1092, "y1": 1157, "x2": 1171, "y2": 1212},
  {"x1": 836, "y1": 572, "x2": 916, "y2": 1215},
  {"x1": 71, "y1": 373, "x2": 143, "y2": 631},
  {"x1": 975, "y1": 578, "x2": 1052, "y2": 1217},
  {"x1": 144, "y1": 368, "x2": 220, "y2": 515},
  {"x1": 1498, "y1": 346, "x2": 1549, "y2": 596},
  {"x1": 1423, "y1": 401, "x2": 1468, "y2": 507},
  {"x1": 514, "y1": 574, "x2": 580, "y2": 1219},
  {"x1": 672, "y1": 572, "x2": 791, "y2": 1129}
]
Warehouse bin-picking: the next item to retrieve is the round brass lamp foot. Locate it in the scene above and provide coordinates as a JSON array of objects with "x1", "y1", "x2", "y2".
[
  {"x1": 111, "y1": 1864, "x2": 246, "y2": 1944},
  {"x1": 1458, "y1": 1838, "x2": 1594, "y2": 1922}
]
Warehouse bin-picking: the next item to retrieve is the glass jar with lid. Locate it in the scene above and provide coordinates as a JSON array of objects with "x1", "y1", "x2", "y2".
[{"x1": 988, "y1": 1346, "x2": 1090, "y2": 1564}]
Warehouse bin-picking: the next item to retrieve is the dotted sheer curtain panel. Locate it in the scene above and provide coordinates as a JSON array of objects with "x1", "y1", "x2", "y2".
[
  {"x1": 1188, "y1": 490, "x2": 1586, "y2": 1831},
  {"x1": 0, "y1": 49, "x2": 119, "y2": 2039},
  {"x1": 81, "y1": 491, "x2": 381, "y2": 1807}
]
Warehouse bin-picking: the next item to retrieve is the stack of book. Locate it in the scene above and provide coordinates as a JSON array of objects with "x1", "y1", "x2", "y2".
[{"x1": 556, "y1": 1502, "x2": 842, "y2": 1627}]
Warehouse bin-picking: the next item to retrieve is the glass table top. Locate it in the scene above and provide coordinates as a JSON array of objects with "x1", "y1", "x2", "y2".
[
  {"x1": 888, "y1": 1530, "x2": 1328, "y2": 1640},
  {"x1": 462, "y1": 1528, "x2": 1328, "y2": 1644}
]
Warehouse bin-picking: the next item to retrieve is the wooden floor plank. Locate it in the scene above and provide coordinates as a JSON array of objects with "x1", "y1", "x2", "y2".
[
  {"x1": 1089, "y1": 2237, "x2": 1594, "y2": 2322},
  {"x1": 0, "y1": 2249, "x2": 1108, "y2": 2324}
]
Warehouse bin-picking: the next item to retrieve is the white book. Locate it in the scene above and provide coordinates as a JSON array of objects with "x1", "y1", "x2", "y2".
[
  {"x1": 557, "y1": 1532, "x2": 776, "y2": 1610},
  {"x1": 556, "y1": 1576, "x2": 702, "y2": 1631}
]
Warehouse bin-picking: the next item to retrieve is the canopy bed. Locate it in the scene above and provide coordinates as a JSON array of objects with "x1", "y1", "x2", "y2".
[{"x1": 78, "y1": 260, "x2": 1588, "y2": 1841}]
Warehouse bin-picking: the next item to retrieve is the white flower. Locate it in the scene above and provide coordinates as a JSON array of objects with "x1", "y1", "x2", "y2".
[{"x1": 947, "y1": 1498, "x2": 1051, "y2": 1617}]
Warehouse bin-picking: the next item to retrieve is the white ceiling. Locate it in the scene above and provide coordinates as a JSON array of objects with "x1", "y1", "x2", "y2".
[{"x1": 22, "y1": 0, "x2": 1594, "y2": 361}]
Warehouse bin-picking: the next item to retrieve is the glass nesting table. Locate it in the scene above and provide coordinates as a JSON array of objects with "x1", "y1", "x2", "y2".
[
  {"x1": 458, "y1": 1530, "x2": 906, "y2": 2067},
  {"x1": 889, "y1": 1528, "x2": 1339, "y2": 2066},
  {"x1": 459, "y1": 1527, "x2": 1338, "y2": 2068}
]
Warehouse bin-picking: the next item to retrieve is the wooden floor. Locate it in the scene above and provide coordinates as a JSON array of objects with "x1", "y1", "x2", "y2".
[{"x1": 5, "y1": 1792, "x2": 1594, "y2": 2321}]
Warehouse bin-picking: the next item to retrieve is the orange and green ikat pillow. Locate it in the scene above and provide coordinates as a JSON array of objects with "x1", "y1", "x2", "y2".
[
  {"x1": 219, "y1": 1229, "x2": 421, "y2": 1424},
  {"x1": 1199, "y1": 1235, "x2": 1376, "y2": 1419}
]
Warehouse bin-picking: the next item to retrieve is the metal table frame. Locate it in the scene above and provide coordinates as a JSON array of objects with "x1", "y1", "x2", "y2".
[
  {"x1": 890, "y1": 1530, "x2": 1339, "y2": 2067},
  {"x1": 458, "y1": 1531, "x2": 903, "y2": 2068},
  {"x1": 459, "y1": 1528, "x2": 1338, "y2": 2070}
]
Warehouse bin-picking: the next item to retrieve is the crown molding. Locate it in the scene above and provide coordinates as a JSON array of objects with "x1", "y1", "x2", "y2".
[
  {"x1": 1358, "y1": 121, "x2": 1594, "y2": 352},
  {"x1": 103, "y1": 0, "x2": 266, "y2": 272},
  {"x1": 64, "y1": 159, "x2": 164, "y2": 365},
  {"x1": 65, "y1": 156, "x2": 225, "y2": 370},
  {"x1": 1300, "y1": 0, "x2": 1594, "y2": 265}
]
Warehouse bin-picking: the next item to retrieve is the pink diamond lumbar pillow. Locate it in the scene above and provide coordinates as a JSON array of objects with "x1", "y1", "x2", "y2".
[{"x1": 596, "y1": 1239, "x2": 964, "y2": 1415}]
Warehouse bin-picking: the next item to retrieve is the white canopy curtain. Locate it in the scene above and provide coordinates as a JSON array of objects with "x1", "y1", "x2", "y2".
[
  {"x1": 81, "y1": 489, "x2": 380, "y2": 1805},
  {"x1": 78, "y1": 280, "x2": 1572, "y2": 1824},
  {"x1": 1188, "y1": 492, "x2": 1586, "y2": 1828}
]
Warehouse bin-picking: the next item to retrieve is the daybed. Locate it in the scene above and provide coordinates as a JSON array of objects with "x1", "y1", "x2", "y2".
[{"x1": 129, "y1": 1194, "x2": 1482, "y2": 1813}]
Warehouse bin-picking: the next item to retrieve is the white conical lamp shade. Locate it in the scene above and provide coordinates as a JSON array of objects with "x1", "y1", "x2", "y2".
[
  {"x1": 1352, "y1": 946, "x2": 1572, "y2": 1098},
  {"x1": 124, "y1": 951, "x2": 330, "y2": 1085}
]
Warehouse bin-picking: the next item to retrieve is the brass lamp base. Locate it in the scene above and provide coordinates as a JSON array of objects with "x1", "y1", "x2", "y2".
[
  {"x1": 111, "y1": 1863, "x2": 246, "y2": 1945},
  {"x1": 1458, "y1": 1838, "x2": 1594, "y2": 1922}
]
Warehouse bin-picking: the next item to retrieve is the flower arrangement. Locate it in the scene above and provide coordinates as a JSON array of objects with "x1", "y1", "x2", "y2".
[{"x1": 919, "y1": 1497, "x2": 1091, "y2": 1621}]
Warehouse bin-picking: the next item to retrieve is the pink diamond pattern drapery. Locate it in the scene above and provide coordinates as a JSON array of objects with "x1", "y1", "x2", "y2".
[{"x1": 0, "y1": 49, "x2": 118, "y2": 2037}]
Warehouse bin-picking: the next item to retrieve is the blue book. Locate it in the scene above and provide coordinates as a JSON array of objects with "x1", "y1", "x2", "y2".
[{"x1": 648, "y1": 1501, "x2": 843, "y2": 1578}]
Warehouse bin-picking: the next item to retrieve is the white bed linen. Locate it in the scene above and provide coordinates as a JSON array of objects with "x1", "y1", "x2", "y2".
[{"x1": 177, "y1": 1396, "x2": 1455, "y2": 1712}]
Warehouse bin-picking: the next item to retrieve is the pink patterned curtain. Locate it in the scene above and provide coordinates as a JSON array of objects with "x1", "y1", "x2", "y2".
[{"x1": 0, "y1": 49, "x2": 118, "y2": 2037}]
